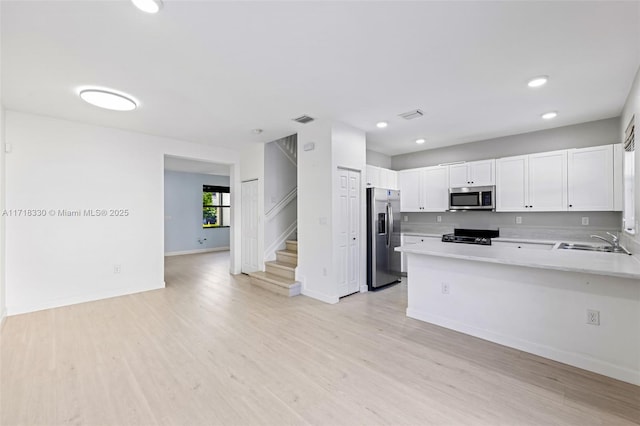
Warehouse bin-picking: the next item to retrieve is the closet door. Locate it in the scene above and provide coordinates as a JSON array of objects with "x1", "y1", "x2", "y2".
[{"x1": 336, "y1": 168, "x2": 361, "y2": 298}]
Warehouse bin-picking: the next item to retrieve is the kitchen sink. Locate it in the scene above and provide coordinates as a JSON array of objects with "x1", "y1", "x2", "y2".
[{"x1": 556, "y1": 242, "x2": 629, "y2": 254}]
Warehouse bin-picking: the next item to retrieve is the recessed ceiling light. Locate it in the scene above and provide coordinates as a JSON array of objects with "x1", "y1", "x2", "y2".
[
  {"x1": 252, "y1": 129, "x2": 263, "y2": 134},
  {"x1": 131, "y1": 0, "x2": 163, "y2": 14},
  {"x1": 528, "y1": 76, "x2": 549, "y2": 88},
  {"x1": 376, "y1": 122, "x2": 388, "y2": 129},
  {"x1": 79, "y1": 89, "x2": 137, "y2": 111},
  {"x1": 416, "y1": 138, "x2": 426, "y2": 144},
  {"x1": 541, "y1": 111, "x2": 558, "y2": 120}
]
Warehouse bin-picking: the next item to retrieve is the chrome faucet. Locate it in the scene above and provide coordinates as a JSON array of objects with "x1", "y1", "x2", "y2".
[{"x1": 590, "y1": 232, "x2": 632, "y2": 255}]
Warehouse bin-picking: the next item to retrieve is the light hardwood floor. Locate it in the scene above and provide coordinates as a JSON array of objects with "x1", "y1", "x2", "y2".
[{"x1": 1, "y1": 251, "x2": 639, "y2": 425}]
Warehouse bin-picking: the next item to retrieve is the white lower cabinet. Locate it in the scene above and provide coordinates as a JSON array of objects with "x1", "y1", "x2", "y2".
[{"x1": 399, "y1": 166, "x2": 449, "y2": 212}]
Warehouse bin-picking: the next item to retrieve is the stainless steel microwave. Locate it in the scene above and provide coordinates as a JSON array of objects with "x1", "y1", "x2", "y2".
[{"x1": 449, "y1": 186, "x2": 495, "y2": 211}]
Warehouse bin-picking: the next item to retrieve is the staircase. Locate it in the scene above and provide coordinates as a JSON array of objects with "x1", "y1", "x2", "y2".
[{"x1": 249, "y1": 240, "x2": 300, "y2": 297}]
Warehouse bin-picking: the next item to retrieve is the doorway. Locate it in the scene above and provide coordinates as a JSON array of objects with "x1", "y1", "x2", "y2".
[{"x1": 163, "y1": 155, "x2": 233, "y2": 283}]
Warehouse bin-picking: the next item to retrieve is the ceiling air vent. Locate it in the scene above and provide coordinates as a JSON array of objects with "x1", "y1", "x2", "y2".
[
  {"x1": 292, "y1": 115, "x2": 315, "y2": 124},
  {"x1": 398, "y1": 109, "x2": 424, "y2": 120}
]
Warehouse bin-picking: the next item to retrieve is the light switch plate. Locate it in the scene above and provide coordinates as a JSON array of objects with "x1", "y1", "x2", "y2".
[
  {"x1": 582, "y1": 217, "x2": 589, "y2": 226},
  {"x1": 404, "y1": 215, "x2": 408, "y2": 222},
  {"x1": 515, "y1": 216, "x2": 522, "y2": 224},
  {"x1": 436, "y1": 216, "x2": 442, "y2": 223}
]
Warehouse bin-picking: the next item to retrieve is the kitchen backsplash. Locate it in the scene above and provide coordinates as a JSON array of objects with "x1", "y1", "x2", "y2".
[{"x1": 401, "y1": 211, "x2": 622, "y2": 242}]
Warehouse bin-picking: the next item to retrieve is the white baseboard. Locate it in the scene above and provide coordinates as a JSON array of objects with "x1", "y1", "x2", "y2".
[
  {"x1": 164, "y1": 247, "x2": 230, "y2": 257},
  {"x1": 7, "y1": 282, "x2": 166, "y2": 316},
  {"x1": 406, "y1": 307, "x2": 640, "y2": 386},
  {"x1": 301, "y1": 287, "x2": 339, "y2": 304}
]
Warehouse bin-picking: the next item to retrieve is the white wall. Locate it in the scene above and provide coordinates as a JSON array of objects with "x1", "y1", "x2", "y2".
[
  {"x1": 297, "y1": 120, "x2": 366, "y2": 303},
  {"x1": 240, "y1": 143, "x2": 265, "y2": 270},
  {"x1": 263, "y1": 136, "x2": 297, "y2": 260},
  {"x1": 264, "y1": 136, "x2": 297, "y2": 212},
  {"x1": 164, "y1": 170, "x2": 230, "y2": 255},
  {"x1": 4, "y1": 111, "x2": 240, "y2": 315},
  {"x1": 366, "y1": 149, "x2": 391, "y2": 168},
  {"x1": 297, "y1": 121, "x2": 335, "y2": 302},
  {"x1": 0, "y1": 106, "x2": 5, "y2": 324},
  {"x1": 392, "y1": 117, "x2": 620, "y2": 170},
  {"x1": 0, "y1": 0, "x2": 5, "y2": 324}
]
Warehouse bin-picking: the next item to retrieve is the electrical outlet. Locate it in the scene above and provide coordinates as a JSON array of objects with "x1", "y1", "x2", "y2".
[
  {"x1": 114, "y1": 264, "x2": 121, "y2": 274},
  {"x1": 436, "y1": 215, "x2": 442, "y2": 223},
  {"x1": 582, "y1": 217, "x2": 589, "y2": 226},
  {"x1": 586, "y1": 309, "x2": 600, "y2": 326},
  {"x1": 441, "y1": 283, "x2": 450, "y2": 294},
  {"x1": 515, "y1": 216, "x2": 522, "y2": 224},
  {"x1": 404, "y1": 215, "x2": 409, "y2": 222}
]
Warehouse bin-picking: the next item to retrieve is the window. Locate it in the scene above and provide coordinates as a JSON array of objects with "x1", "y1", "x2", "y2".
[{"x1": 203, "y1": 185, "x2": 231, "y2": 228}]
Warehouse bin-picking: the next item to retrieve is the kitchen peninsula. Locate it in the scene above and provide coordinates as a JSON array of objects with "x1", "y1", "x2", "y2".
[{"x1": 397, "y1": 239, "x2": 640, "y2": 385}]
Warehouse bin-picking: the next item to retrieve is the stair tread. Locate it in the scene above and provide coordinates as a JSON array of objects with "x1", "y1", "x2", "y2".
[
  {"x1": 277, "y1": 249, "x2": 298, "y2": 256},
  {"x1": 249, "y1": 271, "x2": 297, "y2": 288},
  {"x1": 285, "y1": 240, "x2": 298, "y2": 244},
  {"x1": 265, "y1": 260, "x2": 296, "y2": 270}
]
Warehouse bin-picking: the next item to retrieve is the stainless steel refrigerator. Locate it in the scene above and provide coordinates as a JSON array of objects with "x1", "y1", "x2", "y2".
[{"x1": 367, "y1": 188, "x2": 402, "y2": 290}]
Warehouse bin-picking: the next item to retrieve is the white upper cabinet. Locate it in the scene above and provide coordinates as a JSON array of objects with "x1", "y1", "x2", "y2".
[
  {"x1": 399, "y1": 166, "x2": 449, "y2": 212},
  {"x1": 448, "y1": 164, "x2": 470, "y2": 187},
  {"x1": 365, "y1": 165, "x2": 379, "y2": 188},
  {"x1": 528, "y1": 150, "x2": 568, "y2": 211},
  {"x1": 449, "y1": 159, "x2": 495, "y2": 187},
  {"x1": 496, "y1": 150, "x2": 567, "y2": 212},
  {"x1": 567, "y1": 145, "x2": 614, "y2": 211},
  {"x1": 496, "y1": 155, "x2": 528, "y2": 211},
  {"x1": 365, "y1": 165, "x2": 398, "y2": 190},
  {"x1": 422, "y1": 166, "x2": 450, "y2": 211},
  {"x1": 399, "y1": 169, "x2": 423, "y2": 212}
]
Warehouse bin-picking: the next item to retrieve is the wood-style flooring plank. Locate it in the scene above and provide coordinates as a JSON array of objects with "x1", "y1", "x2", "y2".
[{"x1": 1, "y1": 251, "x2": 638, "y2": 425}]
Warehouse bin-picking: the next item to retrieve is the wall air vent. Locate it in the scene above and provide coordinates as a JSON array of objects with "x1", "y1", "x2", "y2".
[
  {"x1": 398, "y1": 109, "x2": 424, "y2": 120},
  {"x1": 292, "y1": 115, "x2": 315, "y2": 124}
]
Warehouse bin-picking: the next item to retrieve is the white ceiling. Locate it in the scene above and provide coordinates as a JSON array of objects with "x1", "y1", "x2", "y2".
[
  {"x1": 3, "y1": 1, "x2": 640, "y2": 156},
  {"x1": 164, "y1": 155, "x2": 230, "y2": 176}
]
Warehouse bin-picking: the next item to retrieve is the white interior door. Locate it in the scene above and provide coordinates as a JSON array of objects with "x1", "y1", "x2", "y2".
[
  {"x1": 336, "y1": 168, "x2": 361, "y2": 297},
  {"x1": 241, "y1": 179, "x2": 259, "y2": 273}
]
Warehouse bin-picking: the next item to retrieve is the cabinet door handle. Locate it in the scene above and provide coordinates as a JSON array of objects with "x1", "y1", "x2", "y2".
[{"x1": 569, "y1": 204, "x2": 573, "y2": 207}]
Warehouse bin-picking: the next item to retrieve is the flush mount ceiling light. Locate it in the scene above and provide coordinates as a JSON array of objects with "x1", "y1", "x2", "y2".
[
  {"x1": 416, "y1": 138, "x2": 426, "y2": 144},
  {"x1": 79, "y1": 89, "x2": 137, "y2": 111},
  {"x1": 376, "y1": 121, "x2": 388, "y2": 129},
  {"x1": 252, "y1": 129, "x2": 263, "y2": 134},
  {"x1": 541, "y1": 111, "x2": 558, "y2": 120},
  {"x1": 131, "y1": 0, "x2": 163, "y2": 14},
  {"x1": 527, "y1": 75, "x2": 549, "y2": 88}
]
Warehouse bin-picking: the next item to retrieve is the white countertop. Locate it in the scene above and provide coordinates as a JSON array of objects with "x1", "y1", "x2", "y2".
[{"x1": 396, "y1": 239, "x2": 640, "y2": 280}]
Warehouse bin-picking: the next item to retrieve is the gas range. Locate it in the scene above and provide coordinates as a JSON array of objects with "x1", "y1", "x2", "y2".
[{"x1": 441, "y1": 228, "x2": 499, "y2": 246}]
